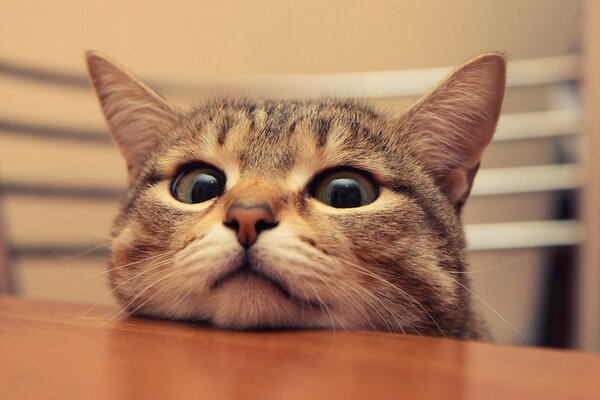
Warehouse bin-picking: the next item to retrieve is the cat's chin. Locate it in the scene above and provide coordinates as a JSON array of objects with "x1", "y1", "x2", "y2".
[{"x1": 206, "y1": 270, "x2": 327, "y2": 329}]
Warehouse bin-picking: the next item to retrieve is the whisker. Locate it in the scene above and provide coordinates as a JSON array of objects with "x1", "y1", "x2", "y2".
[
  {"x1": 120, "y1": 261, "x2": 189, "y2": 317},
  {"x1": 95, "y1": 304, "x2": 130, "y2": 324},
  {"x1": 61, "y1": 242, "x2": 111, "y2": 260},
  {"x1": 79, "y1": 252, "x2": 180, "y2": 319},
  {"x1": 121, "y1": 254, "x2": 185, "y2": 298},
  {"x1": 75, "y1": 250, "x2": 177, "y2": 285},
  {"x1": 98, "y1": 258, "x2": 188, "y2": 325},
  {"x1": 79, "y1": 227, "x2": 113, "y2": 241},
  {"x1": 341, "y1": 282, "x2": 398, "y2": 333},
  {"x1": 348, "y1": 262, "x2": 444, "y2": 337},
  {"x1": 278, "y1": 250, "x2": 411, "y2": 333},
  {"x1": 286, "y1": 254, "x2": 404, "y2": 333},
  {"x1": 302, "y1": 280, "x2": 338, "y2": 332},
  {"x1": 448, "y1": 257, "x2": 525, "y2": 275},
  {"x1": 305, "y1": 270, "x2": 364, "y2": 331},
  {"x1": 452, "y1": 277, "x2": 525, "y2": 340}
]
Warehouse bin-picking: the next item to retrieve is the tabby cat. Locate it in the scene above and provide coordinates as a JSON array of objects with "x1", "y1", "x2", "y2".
[{"x1": 87, "y1": 52, "x2": 505, "y2": 339}]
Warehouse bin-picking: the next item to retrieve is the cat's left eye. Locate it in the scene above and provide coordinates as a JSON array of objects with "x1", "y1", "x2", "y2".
[
  {"x1": 171, "y1": 166, "x2": 226, "y2": 204},
  {"x1": 310, "y1": 169, "x2": 378, "y2": 208}
]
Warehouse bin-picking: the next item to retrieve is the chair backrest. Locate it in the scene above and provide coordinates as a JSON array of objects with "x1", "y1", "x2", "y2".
[{"x1": 0, "y1": 216, "x2": 13, "y2": 293}]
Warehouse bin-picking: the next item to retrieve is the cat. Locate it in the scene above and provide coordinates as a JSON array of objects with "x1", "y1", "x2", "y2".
[{"x1": 86, "y1": 51, "x2": 505, "y2": 339}]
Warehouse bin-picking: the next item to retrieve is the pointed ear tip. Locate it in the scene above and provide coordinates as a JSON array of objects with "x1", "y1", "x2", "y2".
[
  {"x1": 85, "y1": 51, "x2": 106, "y2": 72},
  {"x1": 478, "y1": 51, "x2": 507, "y2": 61},
  {"x1": 85, "y1": 50, "x2": 103, "y2": 62},
  {"x1": 84, "y1": 51, "x2": 119, "y2": 73},
  {"x1": 472, "y1": 52, "x2": 507, "y2": 75}
]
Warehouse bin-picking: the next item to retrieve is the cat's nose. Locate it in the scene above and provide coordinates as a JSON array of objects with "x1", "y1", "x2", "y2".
[{"x1": 224, "y1": 202, "x2": 277, "y2": 248}]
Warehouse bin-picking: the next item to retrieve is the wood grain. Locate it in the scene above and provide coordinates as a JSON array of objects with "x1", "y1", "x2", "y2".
[{"x1": 1, "y1": 296, "x2": 599, "y2": 400}]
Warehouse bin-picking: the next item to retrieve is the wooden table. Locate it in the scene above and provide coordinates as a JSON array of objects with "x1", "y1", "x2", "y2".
[{"x1": 1, "y1": 296, "x2": 598, "y2": 399}]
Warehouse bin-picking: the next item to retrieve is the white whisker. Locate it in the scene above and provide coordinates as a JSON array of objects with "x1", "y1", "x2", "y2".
[
  {"x1": 448, "y1": 257, "x2": 524, "y2": 275},
  {"x1": 123, "y1": 264, "x2": 189, "y2": 317},
  {"x1": 348, "y1": 261, "x2": 445, "y2": 337},
  {"x1": 452, "y1": 277, "x2": 525, "y2": 340},
  {"x1": 61, "y1": 242, "x2": 111, "y2": 260},
  {"x1": 79, "y1": 251, "x2": 180, "y2": 319},
  {"x1": 75, "y1": 250, "x2": 177, "y2": 285}
]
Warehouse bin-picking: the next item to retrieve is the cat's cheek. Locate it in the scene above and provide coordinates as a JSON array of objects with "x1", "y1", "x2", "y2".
[
  {"x1": 142, "y1": 181, "x2": 227, "y2": 243},
  {"x1": 110, "y1": 224, "x2": 136, "y2": 267},
  {"x1": 304, "y1": 188, "x2": 410, "y2": 249}
]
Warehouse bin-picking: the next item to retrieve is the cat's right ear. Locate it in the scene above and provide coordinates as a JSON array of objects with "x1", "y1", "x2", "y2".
[
  {"x1": 86, "y1": 51, "x2": 180, "y2": 179},
  {"x1": 397, "y1": 53, "x2": 506, "y2": 209}
]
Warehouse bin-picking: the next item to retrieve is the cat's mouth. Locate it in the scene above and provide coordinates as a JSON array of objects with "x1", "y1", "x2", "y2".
[{"x1": 210, "y1": 262, "x2": 324, "y2": 310}]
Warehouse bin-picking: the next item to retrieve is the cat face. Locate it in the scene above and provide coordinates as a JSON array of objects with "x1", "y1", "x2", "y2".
[{"x1": 87, "y1": 53, "x2": 505, "y2": 338}]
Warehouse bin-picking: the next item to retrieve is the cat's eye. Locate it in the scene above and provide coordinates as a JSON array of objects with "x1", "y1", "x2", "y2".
[
  {"x1": 171, "y1": 166, "x2": 226, "y2": 204},
  {"x1": 310, "y1": 169, "x2": 378, "y2": 208}
]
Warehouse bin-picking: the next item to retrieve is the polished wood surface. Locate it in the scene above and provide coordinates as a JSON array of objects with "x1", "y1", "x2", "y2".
[{"x1": 1, "y1": 296, "x2": 599, "y2": 400}]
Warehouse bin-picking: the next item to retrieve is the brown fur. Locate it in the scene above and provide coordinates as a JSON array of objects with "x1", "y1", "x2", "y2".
[{"x1": 87, "y1": 52, "x2": 505, "y2": 339}]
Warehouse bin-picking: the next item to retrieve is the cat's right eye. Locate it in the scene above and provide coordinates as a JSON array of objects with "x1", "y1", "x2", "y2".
[{"x1": 171, "y1": 166, "x2": 226, "y2": 204}]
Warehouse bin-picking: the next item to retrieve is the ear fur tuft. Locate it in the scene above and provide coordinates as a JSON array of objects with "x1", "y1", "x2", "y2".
[
  {"x1": 399, "y1": 53, "x2": 506, "y2": 208},
  {"x1": 86, "y1": 51, "x2": 180, "y2": 179}
]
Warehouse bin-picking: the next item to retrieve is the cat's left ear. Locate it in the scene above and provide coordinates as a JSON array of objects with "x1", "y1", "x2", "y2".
[
  {"x1": 86, "y1": 51, "x2": 180, "y2": 180},
  {"x1": 399, "y1": 53, "x2": 506, "y2": 209}
]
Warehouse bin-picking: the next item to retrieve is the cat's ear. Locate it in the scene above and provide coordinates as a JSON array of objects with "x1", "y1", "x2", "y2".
[
  {"x1": 399, "y1": 53, "x2": 506, "y2": 209},
  {"x1": 86, "y1": 51, "x2": 180, "y2": 179}
]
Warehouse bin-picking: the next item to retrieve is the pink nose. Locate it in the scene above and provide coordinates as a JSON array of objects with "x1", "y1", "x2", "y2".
[{"x1": 224, "y1": 203, "x2": 276, "y2": 248}]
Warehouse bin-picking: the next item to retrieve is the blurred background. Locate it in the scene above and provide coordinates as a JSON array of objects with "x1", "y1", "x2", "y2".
[{"x1": 1, "y1": 0, "x2": 598, "y2": 351}]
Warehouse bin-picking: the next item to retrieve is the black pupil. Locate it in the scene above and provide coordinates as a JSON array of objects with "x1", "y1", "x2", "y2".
[
  {"x1": 191, "y1": 173, "x2": 222, "y2": 202},
  {"x1": 328, "y1": 178, "x2": 362, "y2": 208}
]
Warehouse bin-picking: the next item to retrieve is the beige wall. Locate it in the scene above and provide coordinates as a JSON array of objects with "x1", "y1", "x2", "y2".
[
  {"x1": 2, "y1": 0, "x2": 579, "y2": 74},
  {"x1": 0, "y1": 0, "x2": 581, "y2": 345}
]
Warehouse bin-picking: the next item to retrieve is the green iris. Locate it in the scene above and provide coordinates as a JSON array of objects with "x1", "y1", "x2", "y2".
[
  {"x1": 172, "y1": 166, "x2": 226, "y2": 204},
  {"x1": 311, "y1": 169, "x2": 378, "y2": 208}
]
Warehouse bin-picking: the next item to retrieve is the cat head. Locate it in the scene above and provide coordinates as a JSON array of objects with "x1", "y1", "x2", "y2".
[{"x1": 87, "y1": 52, "x2": 505, "y2": 337}]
